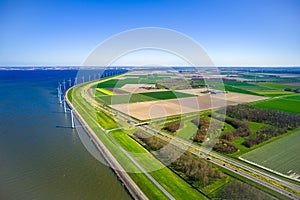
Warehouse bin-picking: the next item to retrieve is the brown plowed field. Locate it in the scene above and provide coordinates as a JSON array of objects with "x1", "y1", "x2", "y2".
[{"x1": 111, "y1": 92, "x2": 268, "y2": 120}]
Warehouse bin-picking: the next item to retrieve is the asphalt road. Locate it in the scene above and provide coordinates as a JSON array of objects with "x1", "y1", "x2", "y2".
[{"x1": 81, "y1": 82, "x2": 300, "y2": 200}]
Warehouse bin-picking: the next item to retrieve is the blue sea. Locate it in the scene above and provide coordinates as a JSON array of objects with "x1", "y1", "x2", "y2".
[{"x1": 0, "y1": 70, "x2": 130, "y2": 200}]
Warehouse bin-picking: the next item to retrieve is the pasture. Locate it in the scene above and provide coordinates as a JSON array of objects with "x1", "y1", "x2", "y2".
[
  {"x1": 251, "y1": 95, "x2": 300, "y2": 114},
  {"x1": 240, "y1": 130, "x2": 300, "y2": 181}
]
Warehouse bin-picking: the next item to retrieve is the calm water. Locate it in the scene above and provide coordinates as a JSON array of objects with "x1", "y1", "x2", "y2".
[{"x1": 0, "y1": 70, "x2": 130, "y2": 200}]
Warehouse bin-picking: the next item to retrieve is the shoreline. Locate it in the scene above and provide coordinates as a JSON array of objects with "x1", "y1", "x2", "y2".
[{"x1": 65, "y1": 88, "x2": 148, "y2": 200}]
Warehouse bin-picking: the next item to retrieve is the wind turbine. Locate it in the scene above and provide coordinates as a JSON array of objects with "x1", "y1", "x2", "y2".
[
  {"x1": 62, "y1": 80, "x2": 66, "y2": 91},
  {"x1": 74, "y1": 77, "x2": 77, "y2": 85},
  {"x1": 57, "y1": 83, "x2": 62, "y2": 104},
  {"x1": 70, "y1": 110, "x2": 75, "y2": 128},
  {"x1": 61, "y1": 95, "x2": 75, "y2": 129},
  {"x1": 68, "y1": 78, "x2": 71, "y2": 87}
]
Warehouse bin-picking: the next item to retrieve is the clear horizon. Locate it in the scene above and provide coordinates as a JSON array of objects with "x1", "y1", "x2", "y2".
[{"x1": 1, "y1": 0, "x2": 299, "y2": 66}]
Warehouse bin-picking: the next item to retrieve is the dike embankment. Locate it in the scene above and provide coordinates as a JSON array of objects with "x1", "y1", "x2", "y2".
[{"x1": 65, "y1": 89, "x2": 148, "y2": 200}]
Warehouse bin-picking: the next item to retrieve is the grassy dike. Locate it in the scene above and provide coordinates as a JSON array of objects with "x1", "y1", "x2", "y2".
[{"x1": 66, "y1": 80, "x2": 207, "y2": 199}]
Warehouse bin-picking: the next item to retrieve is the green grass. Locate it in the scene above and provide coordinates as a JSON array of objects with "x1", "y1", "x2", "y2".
[
  {"x1": 230, "y1": 122, "x2": 268, "y2": 157},
  {"x1": 256, "y1": 91, "x2": 295, "y2": 97},
  {"x1": 96, "y1": 111, "x2": 118, "y2": 130},
  {"x1": 224, "y1": 85, "x2": 260, "y2": 95},
  {"x1": 222, "y1": 121, "x2": 235, "y2": 132},
  {"x1": 97, "y1": 76, "x2": 170, "y2": 88},
  {"x1": 283, "y1": 94, "x2": 300, "y2": 100},
  {"x1": 97, "y1": 91, "x2": 195, "y2": 105},
  {"x1": 109, "y1": 130, "x2": 207, "y2": 199},
  {"x1": 241, "y1": 130, "x2": 300, "y2": 180},
  {"x1": 251, "y1": 97, "x2": 300, "y2": 114},
  {"x1": 255, "y1": 82, "x2": 299, "y2": 90},
  {"x1": 67, "y1": 88, "x2": 73, "y2": 102},
  {"x1": 224, "y1": 82, "x2": 271, "y2": 91},
  {"x1": 175, "y1": 120, "x2": 198, "y2": 140}
]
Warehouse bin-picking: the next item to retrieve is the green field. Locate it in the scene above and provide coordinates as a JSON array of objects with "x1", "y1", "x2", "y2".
[
  {"x1": 97, "y1": 76, "x2": 170, "y2": 88},
  {"x1": 97, "y1": 91, "x2": 195, "y2": 105},
  {"x1": 255, "y1": 82, "x2": 299, "y2": 90},
  {"x1": 283, "y1": 94, "x2": 300, "y2": 100},
  {"x1": 240, "y1": 130, "x2": 300, "y2": 180},
  {"x1": 255, "y1": 91, "x2": 295, "y2": 97},
  {"x1": 251, "y1": 95, "x2": 300, "y2": 114}
]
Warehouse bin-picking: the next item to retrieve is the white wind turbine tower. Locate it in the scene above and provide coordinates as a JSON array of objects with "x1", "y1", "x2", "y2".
[
  {"x1": 56, "y1": 82, "x2": 74, "y2": 129},
  {"x1": 62, "y1": 95, "x2": 75, "y2": 129},
  {"x1": 74, "y1": 77, "x2": 77, "y2": 85},
  {"x1": 62, "y1": 80, "x2": 66, "y2": 91},
  {"x1": 82, "y1": 76, "x2": 84, "y2": 83},
  {"x1": 57, "y1": 83, "x2": 62, "y2": 104},
  {"x1": 68, "y1": 78, "x2": 72, "y2": 87},
  {"x1": 70, "y1": 110, "x2": 75, "y2": 128}
]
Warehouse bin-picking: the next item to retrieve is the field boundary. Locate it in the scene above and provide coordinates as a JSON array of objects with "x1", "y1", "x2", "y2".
[{"x1": 239, "y1": 157, "x2": 300, "y2": 182}]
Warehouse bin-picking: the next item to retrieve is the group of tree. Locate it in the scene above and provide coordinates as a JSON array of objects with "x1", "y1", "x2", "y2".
[
  {"x1": 163, "y1": 121, "x2": 183, "y2": 133},
  {"x1": 242, "y1": 126, "x2": 287, "y2": 147},
  {"x1": 213, "y1": 139, "x2": 239, "y2": 154},
  {"x1": 170, "y1": 151, "x2": 224, "y2": 188},
  {"x1": 191, "y1": 117, "x2": 240, "y2": 154},
  {"x1": 133, "y1": 131, "x2": 167, "y2": 151},
  {"x1": 133, "y1": 131, "x2": 224, "y2": 189},
  {"x1": 284, "y1": 88, "x2": 300, "y2": 93},
  {"x1": 191, "y1": 118, "x2": 211, "y2": 143},
  {"x1": 216, "y1": 180, "x2": 273, "y2": 200},
  {"x1": 211, "y1": 114, "x2": 252, "y2": 141},
  {"x1": 191, "y1": 117, "x2": 222, "y2": 143},
  {"x1": 215, "y1": 104, "x2": 300, "y2": 148},
  {"x1": 223, "y1": 104, "x2": 300, "y2": 129}
]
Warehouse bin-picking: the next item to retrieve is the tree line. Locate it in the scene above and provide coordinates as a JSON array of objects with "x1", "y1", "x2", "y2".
[
  {"x1": 133, "y1": 131, "x2": 225, "y2": 189},
  {"x1": 223, "y1": 104, "x2": 300, "y2": 129},
  {"x1": 191, "y1": 117, "x2": 222, "y2": 143},
  {"x1": 242, "y1": 126, "x2": 287, "y2": 147},
  {"x1": 191, "y1": 117, "x2": 240, "y2": 154},
  {"x1": 217, "y1": 104, "x2": 300, "y2": 149},
  {"x1": 163, "y1": 121, "x2": 183, "y2": 133}
]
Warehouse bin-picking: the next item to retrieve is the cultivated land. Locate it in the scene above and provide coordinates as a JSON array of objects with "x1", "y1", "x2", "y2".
[
  {"x1": 67, "y1": 68, "x2": 300, "y2": 200},
  {"x1": 121, "y1": 84, "x2": 168, "y2": 93},
  {"x1": 240, "y1": 130, "x2": 300, "y2": 181},
  {"x1": 111, "y1": 92, "x2": 267, "y2": 120},
  {"x1": 251, "y1": 94, "x2": 300, "y2": 114},
  {"x1": 97, "y1": 90, "x2": 195, "y2": 105}
]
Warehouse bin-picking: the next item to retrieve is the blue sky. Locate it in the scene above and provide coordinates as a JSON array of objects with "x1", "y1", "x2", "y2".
[{"x1": 0, "y1": 0, "x2": 299, "y2": 66}]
